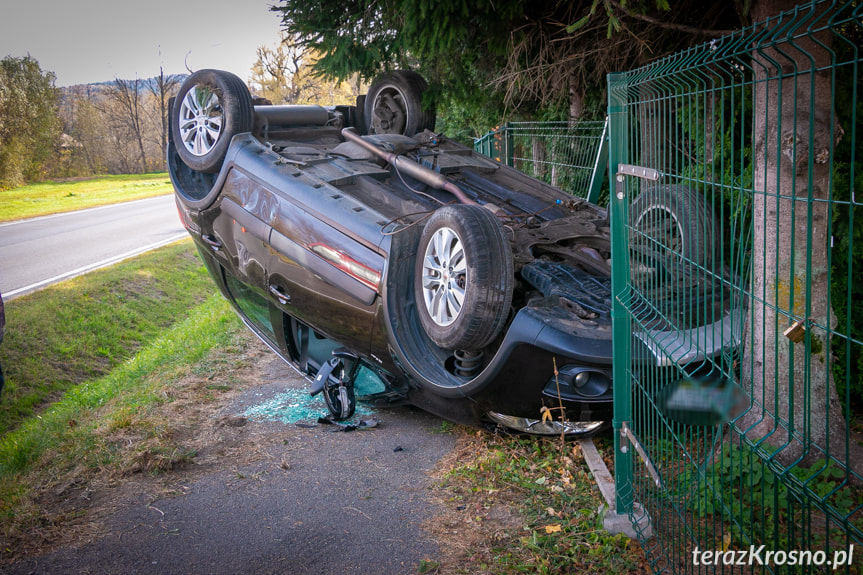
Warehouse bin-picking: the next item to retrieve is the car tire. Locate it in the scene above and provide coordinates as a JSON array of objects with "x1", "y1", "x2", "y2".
[
  {"x1": 364, "y1": 70, "x2": 435, "y2": 136},
  {"x1": 630, "y1": 184, "x2": 718, "y2": 266},
  {"x1": 414, "y1": 204, "x2": 513, "y2": 351},
  {"x1": 172, "y1": 69, "x2": 253, "y2": 173},
  {"x1": 322, "y1": 382, "x2": 356, "y2": 420}
]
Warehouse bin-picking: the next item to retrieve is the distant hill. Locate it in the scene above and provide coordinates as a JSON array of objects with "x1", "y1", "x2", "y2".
[{"x1": 60, "y1": 74, "x2": 189, "y2": 96}]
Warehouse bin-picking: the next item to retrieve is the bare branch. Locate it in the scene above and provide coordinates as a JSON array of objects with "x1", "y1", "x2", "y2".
[{"x1": 607, "y1": 0, "x2": 736, "y2": 36}]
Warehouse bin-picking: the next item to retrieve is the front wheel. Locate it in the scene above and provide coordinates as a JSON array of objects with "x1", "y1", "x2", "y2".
[
  {"x1": 172, "y1": 69, "x2": 253, "y2": 173},
  {"x1": 414, "y1": 205, "x2": 514, "y2": 351},
  {"x1": 629, "y1": 185, "x2": 718, "y2": 267},
  {"x1": 322, "y1": 381, "x2": 356, "y2": 421}
]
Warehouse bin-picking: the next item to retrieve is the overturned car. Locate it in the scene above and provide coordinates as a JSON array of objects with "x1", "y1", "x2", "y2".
[{"x1": 168, "y1": 69, "x2": 717, "y2": 436}]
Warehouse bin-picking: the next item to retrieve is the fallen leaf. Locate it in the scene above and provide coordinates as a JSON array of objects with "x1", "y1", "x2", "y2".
[{"x1": 545, "y1": 524, "x2": 562, "y2": 534}]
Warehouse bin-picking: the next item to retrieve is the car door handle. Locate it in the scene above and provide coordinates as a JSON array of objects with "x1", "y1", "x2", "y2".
[
  {"x1": 269, "y1": 285, "x2": 291, "y2": 305},
  {"x1": 202, "y1": 234, "x2": 222, "y2": 251}
]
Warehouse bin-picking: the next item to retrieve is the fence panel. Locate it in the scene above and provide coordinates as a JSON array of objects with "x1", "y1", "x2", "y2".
[
  {"x1": 474, "y1": 121, "x2": 609, "y2": 204},
  {"x1": 608, "y1": 1, "x2": 862, "y2": 573}
]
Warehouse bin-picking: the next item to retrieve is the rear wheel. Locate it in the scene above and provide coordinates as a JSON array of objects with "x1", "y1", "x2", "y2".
[
  {"x1": 172, "y1": 69, "x2": 253, "y2": 173},
  {"x1": 414, "y1": 205, "x2": 513, "y2": 351},
  {"x1": 364, "y1": 70, "x2": 435, "y2": 136}
]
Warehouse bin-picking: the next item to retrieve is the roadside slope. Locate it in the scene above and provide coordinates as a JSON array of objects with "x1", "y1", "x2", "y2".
[{"x1": 2, "y1": 335, "x2": 456, "y2": 574}]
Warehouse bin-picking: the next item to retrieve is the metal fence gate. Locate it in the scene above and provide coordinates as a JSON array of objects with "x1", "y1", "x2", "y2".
[{"x1": 609, "y1": 1, "x2": 862, "y2": 573}]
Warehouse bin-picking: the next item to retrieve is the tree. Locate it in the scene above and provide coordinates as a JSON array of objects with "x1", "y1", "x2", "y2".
[
  {"x1": 493, "y1": 0, "x2": 740, "y2": 119},
  {"x1": 146, "y1": 68, "x2": 180, "y2": 170},
  {"x1": 0, "y1": 56, "x2": 61, "y2": 188},
  {"x1": 583, "y1": 0, "x2": 853, "y2": 468},
  {"x1": 250, "y1": 34, "x2": 308, "y2": 104},
  {"x1": 55, "y1": 73, "x2": 181, "y2": 177},
  {"x1": 272, "y1": 0, "x2": 741, "y2": 125},
  {"x1": 739, "y1": 0, "x2": 852, "y2": 468},
  {"x1": 104, "y1": 78, "x2": 149, "y2": 173},
  {"x1": 56, "y1": 84, "x2": 107, "y2": 176},
  {"x1": 70, "y1": 95, "x2": 106, "y2": 174},
  {"x1": 250, "y1": 34, "x2": 364, "y2": 106}
]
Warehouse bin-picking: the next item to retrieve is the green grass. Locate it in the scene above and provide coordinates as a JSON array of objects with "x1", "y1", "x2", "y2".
[
  {"x1": 0, "y1": 293, "x2": 248, "y2": 540},
  {"x1": 434, "y1": 432, "x2": 647, "y2": 574},
  {"x1": 0, "y1": 293, "x2": 240, "y2": 470},
  {"x1": 0, "y1": 240, "x2": 214, "y2": 435},
  {"x1": 0, "y1": 173, "x2": 173, "y2": 222},
  {"x1": 0, "y1": 240, "x2": 255, "y2": 551}
]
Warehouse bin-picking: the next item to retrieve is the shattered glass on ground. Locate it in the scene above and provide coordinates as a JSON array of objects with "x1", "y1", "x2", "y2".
[{"x1": 242, "y1": 387, "x2": 375, "y2": 426}]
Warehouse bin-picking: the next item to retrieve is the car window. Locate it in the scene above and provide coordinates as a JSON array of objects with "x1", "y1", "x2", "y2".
[
  {"x1": 354, "y1": 364, "x2": 387, "y2": 397},
  {"x1": 224, "y1": 274, "x2": 276, "y2": 342}
]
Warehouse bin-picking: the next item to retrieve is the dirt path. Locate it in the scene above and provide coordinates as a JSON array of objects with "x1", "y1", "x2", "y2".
[{"x1": 2, "y1": 350, "x2": 456, "y2": 575}]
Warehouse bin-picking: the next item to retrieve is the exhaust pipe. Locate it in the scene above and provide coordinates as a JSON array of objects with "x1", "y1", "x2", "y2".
[{"x1": 340, "y1": 128, "x2": 479, "y2": 206}]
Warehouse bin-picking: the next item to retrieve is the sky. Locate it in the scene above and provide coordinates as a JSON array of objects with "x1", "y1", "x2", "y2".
[{"x1": 0, "y1": 0, "x2": 284, "y2": 86}]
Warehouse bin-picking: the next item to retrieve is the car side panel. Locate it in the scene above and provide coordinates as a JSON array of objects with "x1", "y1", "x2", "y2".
[
  {"x1": 210, "y1": 197, "x2": 271, "y2": 294},
  {"x1": 213, "y1": 159, "x2": 386, "y2": 358}
]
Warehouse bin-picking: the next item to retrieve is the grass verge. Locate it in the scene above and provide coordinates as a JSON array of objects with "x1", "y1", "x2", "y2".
[
  {"x1": 0, "y1": 173, "x2": 172, "y2": 222},
  {"x1": 0, "y1": 291, "x2": 250, "y2": 556},
  {"x1": 428, "y1": 430, "x2": 649, "y2": 574},
  {"x1": 0, "y1": 240, "x2": 213, "y2": 435}
]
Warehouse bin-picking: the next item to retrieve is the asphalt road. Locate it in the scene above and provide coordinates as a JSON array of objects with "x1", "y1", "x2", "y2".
[{"x1": 0, "y1": 194, "x2": 187, "y2": 299}]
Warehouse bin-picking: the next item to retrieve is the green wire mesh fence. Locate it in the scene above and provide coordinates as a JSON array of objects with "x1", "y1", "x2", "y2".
[
  {"x1": 474, "y1": 121, "x2": 609, "y2": 204},
  {"x1": 607, "y1": 1, "x2": 862, "y2": 573}
]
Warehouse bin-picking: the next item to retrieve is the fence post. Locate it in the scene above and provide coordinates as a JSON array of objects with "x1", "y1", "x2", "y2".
[
  {"x1": 504, "y1": 123, "x2": 514, "y2": 167},
  {"x1": 586, "y1": 118, "x2": 610, "y2": 204},
  {"x1": 607, "y1": 72, "x2": 634, "y2": 517}
]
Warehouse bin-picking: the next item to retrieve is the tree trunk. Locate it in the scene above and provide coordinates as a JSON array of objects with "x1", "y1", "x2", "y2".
[
  {"x1": 532, "y1": 137, "x2": 547, "y2": 183},
  {"x1": 740, "y1": 0, "x2": 849, "y2": 469},
  {"x1": 148, "y1": 68, "x2": 178, "y2": 172},
  {"x1": 110, "y1": 79, "x2": 148, "y2": 173},
  {"x1": 568, "y1": 70, "x2": 584, "y2": 122}
]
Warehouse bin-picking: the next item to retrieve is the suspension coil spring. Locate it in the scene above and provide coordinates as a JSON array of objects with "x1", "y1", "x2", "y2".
[{"x1": 453, "y1": 350, "x2": 483, "y2": 379}]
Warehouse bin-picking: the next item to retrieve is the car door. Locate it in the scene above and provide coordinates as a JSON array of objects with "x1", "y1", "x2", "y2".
[
  {"x1": 206, "y1": 191, "x2": 278, "y2": 345},
  {"x1": 266, "y1": 197, "x2": 384, "y2": 357},
  {"x1": 210, "y1": 167, "x2": 383, "y2": 363}
]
